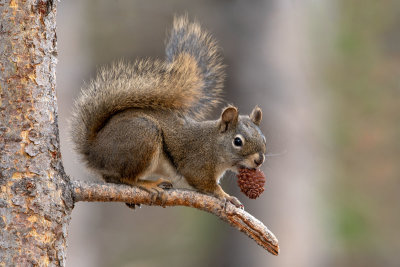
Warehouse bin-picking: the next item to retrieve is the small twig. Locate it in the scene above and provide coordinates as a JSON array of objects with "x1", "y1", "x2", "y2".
[{"x1": 71, "y1": 180, "x2": 279, "y2": 255}]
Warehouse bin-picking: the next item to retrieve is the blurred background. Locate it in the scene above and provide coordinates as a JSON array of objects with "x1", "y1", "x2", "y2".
[{"x1": 56, "y1": 0, "x2": 400, "y2": 266}]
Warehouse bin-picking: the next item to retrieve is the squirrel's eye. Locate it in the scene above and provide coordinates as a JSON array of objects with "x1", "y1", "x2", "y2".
[
  {"x1": 233, "y1": 137, "x2": 243, "y2": 147},
  {"x1": 232, "y1": 134, "x2": 245, "y2": 148}
]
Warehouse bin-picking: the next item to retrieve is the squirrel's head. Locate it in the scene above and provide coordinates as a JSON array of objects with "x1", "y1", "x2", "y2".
[{"x1": 217, "y1": 105, "x2": 266, "y2": 172}]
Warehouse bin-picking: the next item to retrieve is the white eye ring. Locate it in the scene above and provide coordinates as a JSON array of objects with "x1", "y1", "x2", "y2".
[{"x1": 232, "y1": 134, "x2": 245, "y2": 148}]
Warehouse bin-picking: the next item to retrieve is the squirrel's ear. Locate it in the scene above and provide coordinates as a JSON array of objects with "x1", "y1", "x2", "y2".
[
  {"x1": 250, "y1": 106, "x2": 262, "y2": 126},
  {"x1": 220, "y1": 106, "x2": 238, "y2": 132}
]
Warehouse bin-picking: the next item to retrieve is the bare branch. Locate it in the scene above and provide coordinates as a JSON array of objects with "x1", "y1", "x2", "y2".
[{"x1": 71, "y1": 180, "x2": 279, "y2": 255}]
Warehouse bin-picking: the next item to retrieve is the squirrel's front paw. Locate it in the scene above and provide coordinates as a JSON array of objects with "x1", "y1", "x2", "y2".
[
  {"x1": 215, "y1": 190, "x2": 244, "y2": 209},
  {"x1": 226, "y1": 195, "x2": 244, "y2": 209}
]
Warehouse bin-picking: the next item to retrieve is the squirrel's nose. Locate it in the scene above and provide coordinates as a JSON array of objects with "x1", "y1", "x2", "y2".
[{"x1": 254, "y1": 154, "x2": 265, "y2": 167}]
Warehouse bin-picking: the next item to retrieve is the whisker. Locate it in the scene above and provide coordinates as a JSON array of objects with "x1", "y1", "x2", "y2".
[{"x1": 265, "y1": 150, "x2": 287, "y2": 157}]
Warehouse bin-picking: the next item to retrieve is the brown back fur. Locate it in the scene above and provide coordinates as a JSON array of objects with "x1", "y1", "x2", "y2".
[{"x1": 70, "y1": 16, "x2": 225, "y2": 158}]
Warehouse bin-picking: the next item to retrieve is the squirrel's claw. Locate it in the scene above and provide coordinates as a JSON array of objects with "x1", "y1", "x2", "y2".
[
  {"x1": 155, "y1": 178, "x2": 172, "y2": 207},
  {"x1": 215, "y1": 189, "x2": 244, "y2": 210},
  {"x1": 156, "y1": 179, "x2": 173, "y2": 190},
  {"x1": 135, "y1": 178, "x2": 173, "y2": 206},
  {"x1": 226, "y1": 195, "x2": 244, "y2": 209},
  {"x1": 125, "y1": 203, "x2": 141, "y2": 210}
]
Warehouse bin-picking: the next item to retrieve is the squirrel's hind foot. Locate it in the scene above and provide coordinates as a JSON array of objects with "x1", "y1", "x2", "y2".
[
  {"x1": 136, "y1": 178, "x2": 173, "y2": 207},
  {"x1": 122, "y1": 178, "x2": 173, "y2": 209}
]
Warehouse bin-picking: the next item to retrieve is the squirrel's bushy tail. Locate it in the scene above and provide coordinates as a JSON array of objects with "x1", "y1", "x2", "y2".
[
  {"x1": 71, "y1": 16, "x2": 224, "y2": 156},
  {"x1": 166, "y1": 15, "x2": 225, "y2": 118}
]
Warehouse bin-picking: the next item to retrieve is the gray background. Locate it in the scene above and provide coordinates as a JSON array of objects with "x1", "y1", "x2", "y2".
[{"x1": 57, "y1": 1, "x2": 400, "y2": 266}]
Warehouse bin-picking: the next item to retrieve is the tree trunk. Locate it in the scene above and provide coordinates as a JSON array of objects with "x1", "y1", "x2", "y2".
[{"x1": 0, "y1": 0, "x2": 73, "y2": 265}]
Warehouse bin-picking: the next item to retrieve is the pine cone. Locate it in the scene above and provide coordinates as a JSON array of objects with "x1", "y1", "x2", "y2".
[{"x1": 237, "y1": 168, "x2": 266, "y2": 199}]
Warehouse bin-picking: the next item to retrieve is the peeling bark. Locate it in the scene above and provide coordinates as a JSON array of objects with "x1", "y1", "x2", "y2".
[{"x1": 0, "y1": 0, "x2": 73, "y2": 266}]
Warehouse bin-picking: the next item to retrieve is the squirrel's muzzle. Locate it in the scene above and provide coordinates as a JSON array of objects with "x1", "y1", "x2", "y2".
[
  {"x1": 254, "y1": 153, "x2": 265, "y2": 167},
  {"x1": 239, "y1": 152, "x2": 265, "y2": 170}
]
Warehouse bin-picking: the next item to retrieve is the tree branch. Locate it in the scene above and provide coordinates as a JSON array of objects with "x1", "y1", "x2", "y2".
[{"x1": 71, "y1": 180, "x2": 279, "y2": 255}]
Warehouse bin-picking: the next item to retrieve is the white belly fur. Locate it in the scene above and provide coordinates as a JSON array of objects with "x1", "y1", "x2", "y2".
[{"x1": 140, "y1": 150, "x2": 195, "y2": 190}]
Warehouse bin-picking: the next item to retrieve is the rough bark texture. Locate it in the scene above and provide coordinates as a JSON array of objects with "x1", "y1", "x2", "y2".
[
  {"x1": 72, "y1": 180, "x2": 279, "y2": 256},
  {"x1": 0, "y1": 0, "x2": 73, "y2": 266}
]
